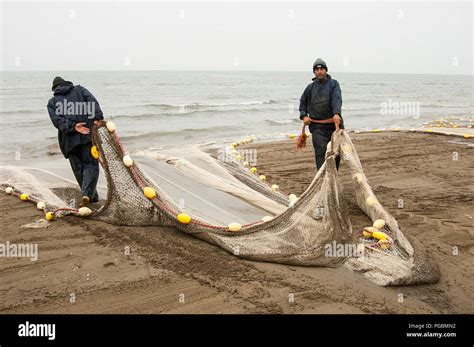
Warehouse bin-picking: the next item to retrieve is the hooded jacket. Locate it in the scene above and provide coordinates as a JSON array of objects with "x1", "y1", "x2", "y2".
[
  {"x1": 299, "y1": 74, "x2": 344, "y2": 130},
  {"x1": 47, "y1": 81, "x2": 103, "y2": 158}
]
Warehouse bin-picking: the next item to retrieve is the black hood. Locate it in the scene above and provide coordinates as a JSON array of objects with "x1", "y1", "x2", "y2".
[{"x1": 53, "y1": 81, "x2": 74, "y2": 95}]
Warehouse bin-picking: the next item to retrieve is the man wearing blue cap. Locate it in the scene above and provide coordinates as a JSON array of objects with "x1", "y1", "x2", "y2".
[{"x1": 299, "y1": 58, "x2": 344, "y2": 171}]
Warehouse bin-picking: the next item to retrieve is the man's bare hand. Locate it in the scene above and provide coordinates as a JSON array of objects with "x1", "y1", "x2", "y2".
[
  {"x1": 303, "y1": 116, "x2": 311, "y2": 125},
  {"x1": 75, "y1": 122, "x2": 90, "y2": 135},
  {"x1": 333, "y1": 114, "x2": 341, "y2": 130}
]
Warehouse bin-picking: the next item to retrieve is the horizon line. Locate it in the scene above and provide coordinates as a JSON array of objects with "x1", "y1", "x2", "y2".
[{"x1": 0, "y1": 69, "x2": 472, "y2": 77}]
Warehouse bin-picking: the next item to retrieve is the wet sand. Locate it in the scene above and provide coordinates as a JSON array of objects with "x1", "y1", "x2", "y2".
[{"x1": 0, "y1": 131, "x2": 473, "y2": 313}]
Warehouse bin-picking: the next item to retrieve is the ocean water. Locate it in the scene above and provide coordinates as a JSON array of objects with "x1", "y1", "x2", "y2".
[{"x1": 0, "y1": 70, "x2": 472, "y2": 161}]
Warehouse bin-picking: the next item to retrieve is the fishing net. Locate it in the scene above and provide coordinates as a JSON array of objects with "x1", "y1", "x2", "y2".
[{"x1": 1, "y1": 120, "x2": 440, "y2": 286}]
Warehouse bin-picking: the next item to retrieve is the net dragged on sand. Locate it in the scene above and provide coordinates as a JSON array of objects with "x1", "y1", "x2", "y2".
[{"x1": 1, "y1": 120, "x2": 441, "y2": 287}]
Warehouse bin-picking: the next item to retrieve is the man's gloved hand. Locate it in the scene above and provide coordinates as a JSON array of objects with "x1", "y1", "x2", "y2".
[
  {"x1": 303, "y1": 116, "x2": 311, "y2": 125},
  {"x1": 74, "y1": 122, "x2": 90, "y2": 135}
]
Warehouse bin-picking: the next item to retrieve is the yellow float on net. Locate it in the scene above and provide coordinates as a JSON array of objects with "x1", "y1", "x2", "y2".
[
  {"x1": 288, "y1": 134, "x2": 295, "y2": 139},
  {"x1": 36, "y1": 201, "x2": 45, "y2": 210},
  {"x1": 143, "y1": 187, "x2": 157, "y2": 199},
  {"x1": 288, "y1": 194, "x2": 297, "y2": 200},
  {"x1": 235, "y1": 154, "x2": 243, "y2": 161},
  {"x1": 123, "y1": 155, "x2": 134, "y2": 167},
  {"x1": 372, "y1": 231, "x2": 389, "y2": 241},
  {"x1": 341, "y1": 143, "x2": 351, "y2": 153},
  {"x1": 242, "y1": 161, "x2": 249, "y2": 167},
  {"x1": 20, "y1": 193, "x2": 28, "y2": 201},
  {"x1": 353, "y1": 173, "x2": 364, "y2": 183},
  {"x1": 271, "y1": 184, "x2": 279, "y2": 191},
  {"x1": 362, "y1": 226, "x2": 378, "y2": 238},
  {"x1": 91, "y1": 146, "x2": 100, "y2": 159},
  {"x1": 106, "y1": 121, "x2": 116, "y2": 132},
  {"x1": 228, "y1": 222, "x2": 242, "y2": 232},
  {"x1": 78, "y1": 207, "x2": 92, "y2": 217},
  {"x1": 259, "y1": 175, "x2": 266, "y2": 181},
  {"x1": 464, "y1": 134, "x2": 471, "y2": 139},
  {"x1": 373, "y1": 219, "x2": 386, "y2": 229},
  {"x1": 366, "y1": 196, "x2": 378, "y2": 207},
  {"x1": 5, "y1": 187, "x2": 13, "y2": 194},
  {"x1": 250, "y1": 167, "x2": 257, "y2": 174},
  {"x1": 45, "y1": 212, "x2": 55, "y2": 221},
  {"x1": 177, "y1": 213, "x2": 191, "y2": 224}
]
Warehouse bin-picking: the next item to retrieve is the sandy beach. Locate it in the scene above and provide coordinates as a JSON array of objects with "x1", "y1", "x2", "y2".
[{"x1": 0, "y1": 130, "x2": 473, "y2": 314}]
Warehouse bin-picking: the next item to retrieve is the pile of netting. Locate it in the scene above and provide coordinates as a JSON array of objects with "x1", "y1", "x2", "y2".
[{"x1": 1, "y1": 120, "x2": 440, "y2": 286}]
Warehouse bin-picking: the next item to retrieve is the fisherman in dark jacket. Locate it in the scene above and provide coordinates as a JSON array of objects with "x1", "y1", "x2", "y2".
[
  {"x1": 47, "y1": 77, "x2": 103, "y2": 206},
  {"x1": 299, "y1": 58, "x2": 344, "y2": 171}
]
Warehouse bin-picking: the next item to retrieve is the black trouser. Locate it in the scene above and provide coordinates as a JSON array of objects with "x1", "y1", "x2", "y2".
[
  {"x1": 68, "y1": 142, "x2": 99, "y2": 201},
  {"x1": 310, "y1": 126, "x2": 341, "y2": 171}
]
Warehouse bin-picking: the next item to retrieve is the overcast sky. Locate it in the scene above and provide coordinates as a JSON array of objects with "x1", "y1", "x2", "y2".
[{"x1": 1, "y1": 1, "x2": 472, "y2": 74}]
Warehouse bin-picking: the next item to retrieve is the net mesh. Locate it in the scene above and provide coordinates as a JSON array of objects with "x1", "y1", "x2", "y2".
[
  {"x1": 89, "y1": 121, "x2": 439, "y2": 286},
  {"x1": 0, "y1": 120, "x2": 440, "y2": 287}
]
